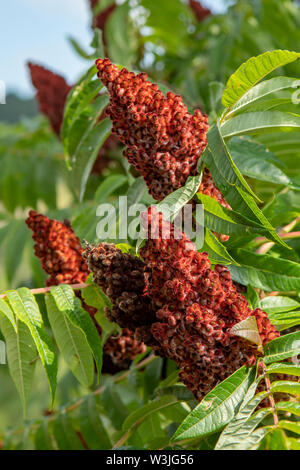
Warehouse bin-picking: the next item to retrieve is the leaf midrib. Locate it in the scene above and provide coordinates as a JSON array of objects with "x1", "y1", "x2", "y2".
[
  {"x1": 174, "y1": 374, "x2": 249, "y2": 440},
  {"x1": 61, "y1": 308, "x2": 91, "y2": 385}
]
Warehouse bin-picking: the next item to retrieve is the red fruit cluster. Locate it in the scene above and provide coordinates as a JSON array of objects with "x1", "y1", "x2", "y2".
[
  {"x1": 26, "y1": 210, "x2": 88, "y2": 286},
  {"x1": 83, "y1": 243, "x2": 162, "y2": 356},
  {"x1": 85, "y1": 208, "x2": 279, "y2": 401},
  {"x1": 28, "y1": 62, "x2": 118, "y2": 175},
  {"x1": 26, "y1": 211, "x2": 146, "y2": 368},
  {"x1": 96, "y1": 58, "x2": 209, "y2": 200},
  {"x1": 89, "y1": 0, "x2": 116, "y2": 32},
  {"x1": 28, "y1": 63, "x2": 72, "y2": 136},
  {"x1": 105, "y1": 327, "x2": 146, "y2": 363},
  {"x1": 83, "y1": 242, "x2": 157, "y2": 333},
  {"x1": 140, "y1": 208, "x2": 279, "y2": 399},
  {"x1": 189, "y1": 0, "x2": 211, "y2": 22}
]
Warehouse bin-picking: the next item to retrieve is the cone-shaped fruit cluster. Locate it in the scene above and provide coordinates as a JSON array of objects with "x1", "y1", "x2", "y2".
[
  {"x1": 89, "y1": 0, "x2": 116, "y2": 32},
  {"x1": 189, "y1": 0, "x2": 211, "y2": 22},
  {"x1": 26, "y1": 210, "x2": 88, "y2": 286},
  {"x1": 26, "y1": 211, "x2": 146, "y2": 368},
  {"x1": 95, "y1": 58, "x2": 210, "y2": 200},
  {"x1": 83, "y1": 242, "x2": 157, "y2": 332},
  {"x1": 85, "y1": 208, "x2": 279, "y2": 401},
  {"x1": 140, "y1": 207, "x2": 279, "y2": 399},
  {"x1": 27, "y1": 62, "x2": 118, "y2": 175},
  {"x1": 28, "y1": 62, "x2": 72, "y2": 136}
]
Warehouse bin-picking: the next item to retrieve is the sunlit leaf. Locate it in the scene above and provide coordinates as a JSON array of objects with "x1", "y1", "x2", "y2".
[
  {"x1": 172, "y1": 366, "x2": 256, "y2": 442},
  {"x1": 222, "y1": 50, "x2": 300, "y2": 107}
]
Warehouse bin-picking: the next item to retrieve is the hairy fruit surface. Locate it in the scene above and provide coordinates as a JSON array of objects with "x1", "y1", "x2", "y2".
[{"x1": 85, "y1": 208, "x2": 279, "y2": 401}]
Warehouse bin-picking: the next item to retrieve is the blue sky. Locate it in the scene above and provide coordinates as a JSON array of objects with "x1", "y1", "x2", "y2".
[{"x1": 1, "y1": 0, "x2": 226, "y2": 97}]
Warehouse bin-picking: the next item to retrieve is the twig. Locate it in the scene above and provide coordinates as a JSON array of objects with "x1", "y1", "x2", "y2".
[
  {"x1": 0, "y1": 283, "x2": 88, "y2": 299},
  {"x1": 256, "y1": 241, "x2": 274, "y2": 255},
  {"x1": 255, "y1": 232, "x2": 300, "y2": 254},
  {"x1": 113, "y1": 429, "x2": 132, "y2": 449},
  {"x1": 260, "y1": 361, "x2": 278, "y2": 427},
  {"x1": 29, "y1": 356, "x2": 40, "y2": 365},
  {"x1": 254, "y1": 217, "x2": 300, "y2": 255}
]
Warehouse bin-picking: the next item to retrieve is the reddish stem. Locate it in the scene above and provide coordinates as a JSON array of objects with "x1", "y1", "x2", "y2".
[{"x1": 0, "y1": 283, "x2": 88, "y2": 299}]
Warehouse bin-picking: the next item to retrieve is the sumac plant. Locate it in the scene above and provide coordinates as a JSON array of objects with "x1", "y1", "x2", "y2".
[{"x1": 1, "y1": 10, "x2": 300, "y2": 451}]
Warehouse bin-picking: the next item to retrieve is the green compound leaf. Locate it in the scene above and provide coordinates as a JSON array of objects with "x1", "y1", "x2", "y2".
[
  {"x1": 79, "y1": 395, "x2": 112, "y2": 450},
  {"x1": 216, "y1": 398, "x2": 271, "y2": 450},
  {"x1": 204, "y1": 228, "x2": 238, "y2": 266},
  {"x1": 278, "y1": 421, "x2": 300, "y2": 436},
  {"x1": 268, "y1": 311, "x2": 300, "y2": 331},
  {"x1": 259, "y1": 296, "x2": 300, "y2": 314},
  {"x1": 222, "y1": 50, "x2": 300, "y2": 107},
  {"x1": 5, "y1": 288, "x2": 57, "y2": 405},
  {"x1": 228, "y1": 136, "x2": 295, "y2": 187},
  {"x1": 0, "y1": 298, "x2": 17, "y2": 332},
  {"x1": 0, "y1": 313, "x2": 36, "y2": 416},
  {"x1": 276, "y1": 401, "x2": 300, "y2": 417},
  {"x1": 53, "y1": 411, "x2": 85, "y2": 450},
  {"x1": 203, "y1": 148, "x2": 287, "y2": 248},
  {"x1": 122, "y1": 395, "x2": 178, "y2": 433},
  {"x1": 223, "y1": 76, "x2": 300, "y2": 119},
  {"x1": 61, "y1": 65, "x2": 100, "y2": 152},
  {"x1": 221, "y1": 111, "x2": 300, "y2": 138},
  {"x1": 228, "y1": 249, "x2": 300, "y2": 292},
  {"x1": 49, "y1": 284, "x2": 103, "y2": 383},
  {"x1": 72, "y1": 118, "x2": 112, "y2": 202},
  {"x1": 157, "y1": 173, "x2": 203, "y2": 221},
  {"x1": 45, "y1": 293, "x2": 94, "y2": 388},
  {"x1": 207, "y1": 123, "x2": 259, "y2": 201},
  {"x1": 172, "y1": 366, "x2": 256, "y2": 442},
  {"x1": 265, "y1": 362, "x2": 300, "y2": 377},
  {"x1": 34, "y1": 421, "x2": 56, "y2": 450},
  {"x1": 196, "y1": 193, "x2": 270, "y2": 237},
  {"x1": 270, "y1": 381, "x2": 300, "y2": 396},
  {"x1": 263, "y1": 331, "x2": 300, "y2": 364}
]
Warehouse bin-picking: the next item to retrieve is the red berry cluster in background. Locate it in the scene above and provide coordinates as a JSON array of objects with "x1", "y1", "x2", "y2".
[
  {"x1": 28, "y1": 63, "x2": 72, "y2": 137},
  {"x1": 89, "y1": 0, "x2": 116, "y2": 34},
  {"x1": 85, "y1": 207, "x2": 279, "y2": 401},
  {"x1": 96, "y1": 58, "x2": 210, "y2": 201},
  {"x1": 96, "y1": 58, "x2": 231, "y2": 224},
  {"x1": 189, "y1": 0, "x2": 211, "y2": 22},
  {"x1": 27, "y1": 62, "x2": 118, "y2": 175},
  {"x1": 26, "y1": 211, "x2": 146, "y2": 370},
  {"x1": 26, "y1": 210, "x2": 88, "y2": 286}
]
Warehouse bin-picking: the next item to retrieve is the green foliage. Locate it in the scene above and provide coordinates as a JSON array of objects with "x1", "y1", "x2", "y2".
[
  {"x1": 0, "y1": 118, "x2": 61, "y2": 213},
  {"x1": 49, "y1": 285, "x2": 103, "y2": 382},
  {"x1": 222, "y1": 50, "x2": 300, "y2": 107},
  {"x1": 172, "y1": 366, "x2": 256, "y2": 442},
  {"x1": 79, "y1": 395, "x2": 112, "y2": 450},
  {"x1": 0, "y1": 312, "x2": 36, "y2": 415},
  {"x1": 0, "y1": 1, "x2": 300, "y2": 451},
  {"x1": 5, "y1": 289, "x2": 57, "y2": 405},
  {"x1": 45, "y1": 293, "x2": 95, "y2": 388}
]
